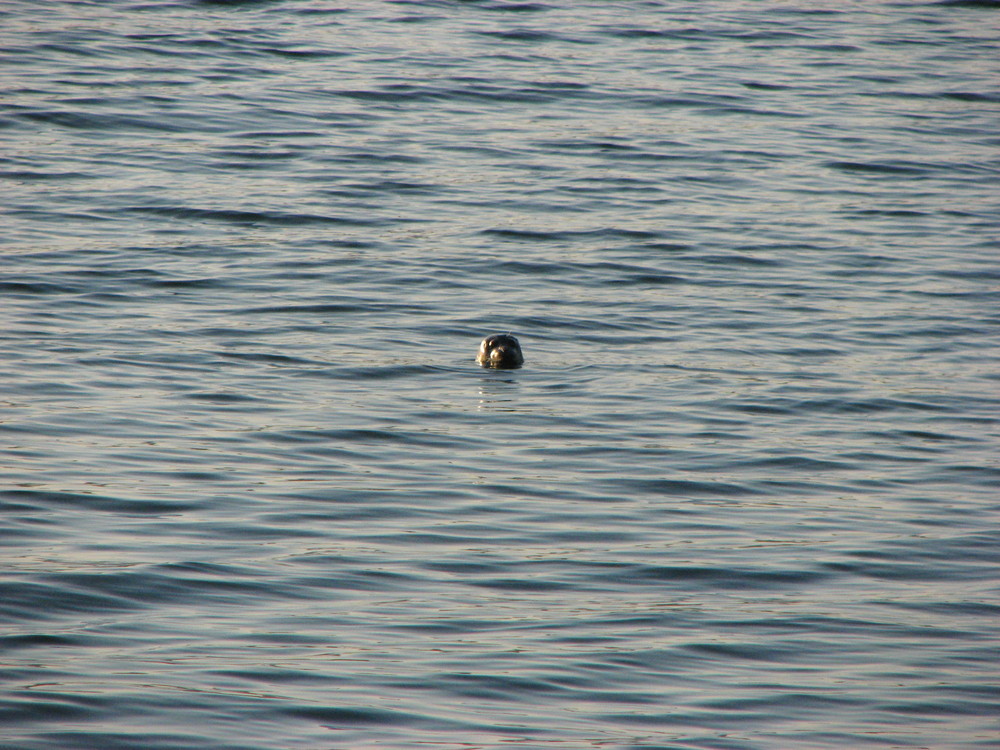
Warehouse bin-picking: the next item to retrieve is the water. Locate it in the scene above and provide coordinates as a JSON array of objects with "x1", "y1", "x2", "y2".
[{"x1": 2, "y1": 1, "x2": 999, "y2": 748}]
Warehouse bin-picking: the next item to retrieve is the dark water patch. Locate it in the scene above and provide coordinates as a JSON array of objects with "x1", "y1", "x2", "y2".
[
  {"x1": 536, "y1": 138, "x2": 641, "y2": 154},
  {"x1": 863, "y1": 532, "x2": 1000, "y2": 566},
  {"x1": 367, "y1": 528, "x2": 519, "y2": 547},
  {"x1": 2, "y1": 489, "x2": 198, "y2": 515},
  {"x1": 482, "y1": 227, "x2": 665, "y2": 242},
  {"x1": 868, "y1": 428, "x2": 983, "y2": 444},
  {"x1": 521, "y1": 79, "x2": 591, "y2": 92},
  {"x1": 474, "y1": 28, "x2": 591, "y2": 45},
  {"x1": 240, "y1": 301, "x2": 426, "y2": 315},
  {"x1": 611, "y1": 272, "x2": 685, "y2": 286},
  {"x1": 470, "y1": 577, "x2": 573, "y2": 592},
  {"x1": 123, "y1": 206, "x2": 382, "y2": 227},
  {"x1": 292, "y1": 570, "x2": 425, "y2": 593},
  {"x1": 210, "y1": 147, "x2": 307, "y2": 165},
  {"x1": 81, "y1": 291, "x2": 135, "y2": 304},
  {"x1": 599, "y1": 26, "x2": 697, "y2": 40},
  {"x1": 335, "y1": 79, "x2": 595, "y2": 108},
  {"x1": 908, "y1": 289, "x2": 1000, "y2": 304},
  {"x1": 25, "y1": 42, "x2": 104, "y2": 60},
  {"x1": 257, "y1": 506, "x2": 428, "y2": 531},
  {"x1": 17, "y1": 109, "x2": 202, "y2": 133},
  {"x1": 593, "y1": 564, "x2": 829, "y2": 590},
  {"x1": 322, "y1": 150, "x2": 423, "y2": 164},
  {"x1": 40, "y1": 566, "x2": 290, "y2": 609},
  {"x1": 0, "y1": 280, "x2": 80, "y2": 295},
  {"x1": 823, "y1": 560, "x2": 986, "y2": 583},
  {"x1": 215, "y1": 351, "x2": 314, "y2": 366},
  {"x1": 25, "y1": 730, "x2": 249, "y2": 750},
  {"x1": 0, "y1": 580, "x2": 143, "y2": 621},
  {"x1": 774, "y1": 346, "x2": 842, "y2": 357},
  {"x1": 330, "y1": 85, "x2": 448, "y2": 105},
  {"x1": 279, "y1": 704, "x2": 479, "y2": 733},
  {"x1": 884, "y1": 600, "x2": 1000, "y2": 618},
  {"x1": 0, "y1": 632, "x2": 108, "y2": 652},
  {"x1": 936, "y1": 91, "x2": 1000, "y2": 104},
  {"x1": 234, "y1": 129, "x2": 348, "y2": 141},
  {"x1": 192, "y1": 521, "x2": 327, "y2": 542},
  {"x1": 726, "y1": 396, "x2": 957, "y2": 417},
  {"x1": 733, "y1": 456, "x2": 853, "y2": 472},
  {"x1": 830, "y1": 252, "x2": 899, "y2": 269},
  {"x1": 474, "y1": 2, "x2": 551, "y2": 12},
  {"x1": 11, "y1": 380, "x2": 125, "y2": 405},
  {"x1": 683, "y1": 641, "x2": 819, "y2": 665},
  {"x1": 635, "y1": 241, "x2": 692, "y2": 253},
  {"x1": 846, "y1": 208, "x2": 929, "y2": 218},
  {"x1": 839, "y1": 450, "x2": 929, "y2": 464},
  {"x1": 637, "y1": 94, "x2": 805, "y2": 118},
  {"x1": 421, "y1": 560, "x2": 508, "y2": 576},
  {"x1": 210, "y1": 667, "x2": 336, "y2": 685},
  {"x1": 163, "y1": 470, "x2": 232, "y2": 482},
  {"x1": 698, "y1": 252, "x2": 782, "y2": 267},
  {"x1": 437, "y1": 672, "x2": 573, "y2": 701},
  {"x1": 575, "y1": 146, "x2": 691, "y2": 164},
  {"x1": 184, "y1": 391, "x2": 262, "y2": 403},
  {"x1": 489, "y1": 259, "x2": 571, "y2": 276},
  {"x1": 190, "y1": 0, "x2": 281, "y2": 7},
  {"x1": 159, "y1": 560, "x2": 259, "y2": 577},
  {"x1": 709, "y1": 614, "x2": 881, "y2": 635},
  {"x1": 227, "y1": 631, "x2": 330, "y2": 646},
  {"x1": 256, "y1": 426, "x2": 467, "y2": 449},
  {"x1": 261, "y1": 45, "x2": 347, "y2": 60},
  {"x1": 825, "y1": 160, "x2": 934, "y2": 176},
  {"x1": 0, "y1": 169, "x2": 92, "y2": 181},
  {"x1": 878, "y1": 698, "x2": 998, "y2": 717},
  {"x1": 386, "y1": 617, "x2": 511, "y2": 635},
  {"x1": 0, "y1": 520, "x2": 53, "y2": 544},
  {"x1": 708, "y1": 102, "x2": 807, "y2": 118},
  {"x1": 0, "y1": 694, "x2": 108, "y2": 725},
  {"x1": 537, "y1": 528, "x2": 637, "y2": 544},
  {"x1": 146, "y1": 276, "x2": 228, "y2": 289},
  {"x1": 720, "y1": 400, "x2": 796, "y2": 416},
  {"x1": 73, "y1": 353, "x2": 222, "y2": 374},
  {"x1": 310, "y1": 365, "x2": 440, "y2": 382},
  {"x1": 7, "y1": 208, "x2": 116, "y2": 224},
  {"x1": 741, "y1": 80, "x2": 793, "y2": 91},
  {"x1": 174, "y1": 327, "x2": 282, "y2": 343},
  {"x1": 442, "y1": 80, "x2": 595, "y2": 104},
  {"x1": 937, "y1": 267, "x2": 1000, "y2": 281},
  {"x1": 336, "y1": 178, "x2": 442, "y2": 195},
  {"x1": 932, "y1": 0, "x2": 1000, "y2": 6},
  {"x1": 608, "y1": 478, "x2": 761, "y2": 498}
]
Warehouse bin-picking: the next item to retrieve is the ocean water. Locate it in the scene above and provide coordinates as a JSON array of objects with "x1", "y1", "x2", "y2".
[{"x1": 2, "y1": 1, "x2": 999, "y2": 748}]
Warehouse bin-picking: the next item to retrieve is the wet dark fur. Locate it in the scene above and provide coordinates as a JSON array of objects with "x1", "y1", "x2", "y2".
[{"x1": 476, "y1": 334, "x2": 524, "y2": 369}]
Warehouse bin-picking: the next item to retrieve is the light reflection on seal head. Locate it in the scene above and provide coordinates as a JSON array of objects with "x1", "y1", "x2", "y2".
[{"x1": 476, "y1": 333, "x2": 524, "y2": 369}]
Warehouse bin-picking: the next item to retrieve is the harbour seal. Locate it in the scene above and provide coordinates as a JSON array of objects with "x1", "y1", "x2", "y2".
[{"x1": 476, "y1": 333, "x2": 524, "y2": 369}]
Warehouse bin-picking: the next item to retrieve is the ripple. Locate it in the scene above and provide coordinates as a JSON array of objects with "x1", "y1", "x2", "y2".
[
  {"x1": 2, "y1": 2, "x2": 997, "y2": 748},
  {"x1": 123, "y1": 206, "x2": 383, "y2": 227}
]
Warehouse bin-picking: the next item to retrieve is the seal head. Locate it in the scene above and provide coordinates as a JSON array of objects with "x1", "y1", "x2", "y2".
[{"x1": 477, "y1": 334, "x2": 524, "y2": 369}]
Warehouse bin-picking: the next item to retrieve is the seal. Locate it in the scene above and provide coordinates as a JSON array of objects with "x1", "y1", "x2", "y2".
[{"x1": 476, "y1": 333, "x2": 524, "y2": 369}]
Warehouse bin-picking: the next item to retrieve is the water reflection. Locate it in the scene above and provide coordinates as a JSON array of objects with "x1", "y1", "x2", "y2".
[{"x1": 477, "y1": 372, "x2": 522, "y2": 411}]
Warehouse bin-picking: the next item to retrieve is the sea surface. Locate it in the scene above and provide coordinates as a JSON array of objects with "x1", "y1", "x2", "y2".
[{"x1": 2, "y1": 1, "x2": 999, "y2": 748}]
